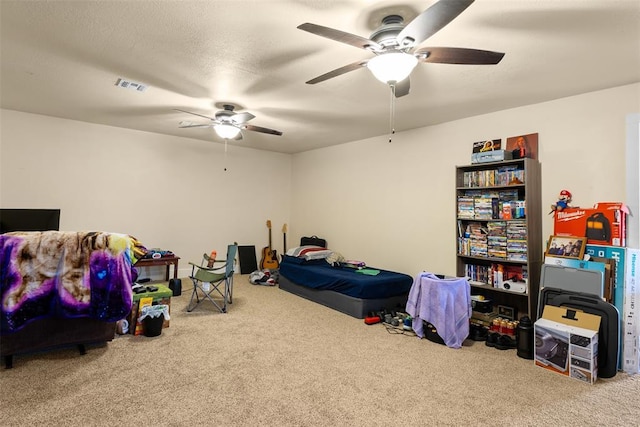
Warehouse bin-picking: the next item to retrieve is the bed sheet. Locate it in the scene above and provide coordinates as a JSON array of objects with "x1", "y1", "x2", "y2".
[{"x1": 278, "y1": 255, "x2": 412, "y2": 299}]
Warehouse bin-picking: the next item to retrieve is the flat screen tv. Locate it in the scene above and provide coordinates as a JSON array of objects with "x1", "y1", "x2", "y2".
[{"x1": 0, "y1": 209, "x2": 61, "y2": 234}]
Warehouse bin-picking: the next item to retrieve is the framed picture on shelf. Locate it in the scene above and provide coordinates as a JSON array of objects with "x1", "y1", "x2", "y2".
[
  {"x1": 506, "y1": 133, "x2": 538, "y2": 159},
  {"x1": 545, "y1": 235, "x2": 586, "y2": 259}
]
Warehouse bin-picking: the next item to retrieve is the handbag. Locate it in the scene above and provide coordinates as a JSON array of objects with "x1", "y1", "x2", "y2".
[{"x1": 300, "y1": 235, "x2": 326, "y2": 248}]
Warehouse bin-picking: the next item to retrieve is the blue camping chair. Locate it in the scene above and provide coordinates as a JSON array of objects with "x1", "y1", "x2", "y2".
[{"x1": 187, "y1": 243, "x2": 238, "y2": 313}]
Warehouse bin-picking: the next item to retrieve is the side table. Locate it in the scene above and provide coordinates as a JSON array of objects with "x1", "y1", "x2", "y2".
[{"x1": 134, "y1": 256, "x2": 180, "y2": 281}]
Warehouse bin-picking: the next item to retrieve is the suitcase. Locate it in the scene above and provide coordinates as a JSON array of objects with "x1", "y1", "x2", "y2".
[
  {"x1": 538, "y1": 287, "x2": 619, "y2": 378},
  {"x1": 300, "y1": 235, "x2": 326, "y2": 248}
]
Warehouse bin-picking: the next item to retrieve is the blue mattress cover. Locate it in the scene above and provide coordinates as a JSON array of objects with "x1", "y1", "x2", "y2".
[{"x1": 279, "y1": 255, "x2": 413, "y2": 299}]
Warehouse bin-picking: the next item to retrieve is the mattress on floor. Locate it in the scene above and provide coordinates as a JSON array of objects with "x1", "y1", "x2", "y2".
[
  {"x1": 278, "y1": 255, "x2": 413, "y2": 299},
  {"x1": 279, "y1": 275, "x2": 409, "y2": 319}
]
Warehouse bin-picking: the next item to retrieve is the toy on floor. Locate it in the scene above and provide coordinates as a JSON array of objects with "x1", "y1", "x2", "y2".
[{"x1": 550, "y1": 189, "x2": 572, "y2": 215}]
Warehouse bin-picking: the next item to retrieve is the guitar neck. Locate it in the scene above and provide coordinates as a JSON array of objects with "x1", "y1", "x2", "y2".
[{"x1": 282, "y1": 224, "x2": 288, "y2": 254}]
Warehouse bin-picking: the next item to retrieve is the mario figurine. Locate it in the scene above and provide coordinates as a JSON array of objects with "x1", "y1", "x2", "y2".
[{"x1": 550, "y1": 189, "x2": 572, "y2": 214}]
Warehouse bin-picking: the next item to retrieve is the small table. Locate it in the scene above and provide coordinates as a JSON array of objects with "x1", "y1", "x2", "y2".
[{"x1": 134, "y1": 256, "x2": 180, "y2": 281}]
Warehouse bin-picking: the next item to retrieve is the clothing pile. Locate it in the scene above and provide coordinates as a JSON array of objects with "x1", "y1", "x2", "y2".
[{"x1": 249, "y1": 269, "x2": 278, "y2": 286}]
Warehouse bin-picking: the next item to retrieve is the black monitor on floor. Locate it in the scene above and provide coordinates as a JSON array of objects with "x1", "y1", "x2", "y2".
[{"x1": 0, "y1": 209, "x2": 61, "y2": 233}]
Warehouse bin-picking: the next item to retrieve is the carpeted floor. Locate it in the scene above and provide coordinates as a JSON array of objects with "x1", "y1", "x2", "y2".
[{"x1": 1, "y1": 275, "x2": 639, "y2": 426}]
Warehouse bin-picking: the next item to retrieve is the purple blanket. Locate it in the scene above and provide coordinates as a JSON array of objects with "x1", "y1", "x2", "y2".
[{"x1": 1, "y1": 231, "x2": 145, "y2": 334}]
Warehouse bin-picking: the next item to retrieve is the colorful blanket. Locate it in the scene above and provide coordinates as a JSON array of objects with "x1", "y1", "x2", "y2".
[{"x1": 0, "y1": 231, "x2": 146, "y2": 334}]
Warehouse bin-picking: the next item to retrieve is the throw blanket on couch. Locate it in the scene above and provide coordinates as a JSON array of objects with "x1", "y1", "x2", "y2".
[{"x1": 0, "y1": 231, "x2": 145, "y2": 334}]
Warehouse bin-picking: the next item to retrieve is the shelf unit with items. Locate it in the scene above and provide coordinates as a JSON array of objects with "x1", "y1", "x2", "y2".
[{"x1": 455, "y1": 158, "x2": 542, "y2": 319}]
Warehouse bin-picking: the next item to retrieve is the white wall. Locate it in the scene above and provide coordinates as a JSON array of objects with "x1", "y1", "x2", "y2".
[
  {"x1": 0, "y1": 110, "x2": 292, "y2": 277},
  {"x1": 2, "y1": 83, "x2": 638, "y2": 280},
  {"x1": 291, "y1": 83, "x2": 640, "y2": 278},
  {"x1": 626, "y1": 112, "x2": 640, "y2": 248}
]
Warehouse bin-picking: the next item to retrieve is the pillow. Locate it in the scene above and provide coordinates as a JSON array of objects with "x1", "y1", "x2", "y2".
[
  {"x1": 303, "y1": 249, "x2": 333, "y2": 261},
  {"x1": 286, "y1": 245, "x2": 324, "y2": 257},
  {"x1": 286, "y1": 245, "x2": 333, "y2": 260}
]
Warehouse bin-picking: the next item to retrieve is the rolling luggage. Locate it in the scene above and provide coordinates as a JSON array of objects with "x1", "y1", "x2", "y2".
[{"x1": 538, "y1": 287, "x2": 619, "y2": 378}]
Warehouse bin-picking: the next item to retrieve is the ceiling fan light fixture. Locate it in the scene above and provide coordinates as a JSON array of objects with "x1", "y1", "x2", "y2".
[
  {"x1": 367, "y1": 52, "x2": 418, "y2": 84},
  {"x1": 214, "y1": 123, "x2": 241, "y2": 139}
]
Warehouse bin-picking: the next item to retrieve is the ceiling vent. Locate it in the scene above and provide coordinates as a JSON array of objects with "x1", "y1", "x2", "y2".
[{"x1": 115, "y1": 78, "x2": 148, "y2": 92}]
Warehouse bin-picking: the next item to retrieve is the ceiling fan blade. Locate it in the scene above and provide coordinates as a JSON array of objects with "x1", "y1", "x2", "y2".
[
  {"x1": 232, "y1": 112, "x2": 256, "y2": 124},
  {"x1": 393, "y1": 78, "x2": 410, "y2": 98},
  {"x1": 179, "y1": 123, "x2": 214, "y2": 129},
  {"x1": 298, "y1": 23, "x2": 383, "y2": 52},
  {"x1": 415, "y1": 47, "x2": 505, "y2": 64},
  {"x1": 242, "y1": 124, "x2": 283, "y2": 136},
  {"x1": 306, "y1": 60, "x2": 369, "y2": 84},
  {"x1": 396, "y1": 0, "x2": 474, "y2": 47},
  {"x1": 173, "y1": 108, "x2": 216, "y2": 121}
]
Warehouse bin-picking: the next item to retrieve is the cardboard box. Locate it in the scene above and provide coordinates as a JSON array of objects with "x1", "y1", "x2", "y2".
[
  {"x1": 554, "y1": 206, "x2": 626, "y2": 247},
  {"x1": 585, "y1": 244, "x2": 625, "y2": 369},
  {"x1": 471, "y1": 150, "x2": 512, "y2": 164},
  {"x1": 472, "y1": 139, "x2": 502, "y2": 153},
  {"x1": 623, "y1": 248, "x2": 640, "y2": 374},
  {"x1": 535, "y1": 305, "x2": 600, "y2": 384}
]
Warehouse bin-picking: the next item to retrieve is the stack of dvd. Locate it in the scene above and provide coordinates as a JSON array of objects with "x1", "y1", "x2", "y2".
[
  {"x1": 487, "y1": 221, "x2": 507, "y2": 259},
  {"x1": 468, "y1": 222, "x2": 488, "y2": 258},
  {"x1": 457, "y1": 196, "x2": 475, "y2": 219},
  {"x1": 474, "y1": 197, "x2": 493, "y2": 220},
  {"x1": 507, "y1": 220, "x2": 528, "y2": 261}
]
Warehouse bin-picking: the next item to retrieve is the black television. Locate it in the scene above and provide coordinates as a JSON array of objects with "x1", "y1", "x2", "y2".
[{"x1": 0, "y1": 209, "x2": 61, "y2": 234}]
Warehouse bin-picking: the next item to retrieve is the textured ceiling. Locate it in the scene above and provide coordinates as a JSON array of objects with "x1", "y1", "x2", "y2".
[{"x1": 1, "y1": 0, "x2": 639, "y2": 154}]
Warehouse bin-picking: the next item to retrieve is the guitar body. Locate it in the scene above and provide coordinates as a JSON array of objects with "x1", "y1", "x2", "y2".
[
  {"x1": 259, "y1": 220, "x2": 279, "y2": 270},
  {"x1": 260, "y1": 247, "x2": 278, "y2": 270}
]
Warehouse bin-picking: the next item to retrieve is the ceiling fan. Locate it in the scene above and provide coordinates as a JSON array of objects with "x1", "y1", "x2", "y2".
[
  {"x1": 298, "y1": 0, "x2": 504, "y2": 97},
  {"x1": 175, "y1": 105, "x2": 283, "y2": 140}
]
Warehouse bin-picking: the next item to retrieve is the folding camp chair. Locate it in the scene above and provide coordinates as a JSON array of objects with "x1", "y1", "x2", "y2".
[{"x1": 187, "y1": 243, "x2": 238, "y2": 313}]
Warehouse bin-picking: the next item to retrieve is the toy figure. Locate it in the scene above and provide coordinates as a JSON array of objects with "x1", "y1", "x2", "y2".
[{"x1": 550, "y1": 189, "x2": 572, "y2": 214}]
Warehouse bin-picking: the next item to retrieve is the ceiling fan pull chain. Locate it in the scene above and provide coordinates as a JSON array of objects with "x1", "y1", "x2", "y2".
[
  {"x1": 224, "y1": 138, "x2": 228, "y2": 171},
  {"x1": 389, "y1": 83, "x2": 396, "y2": 143}
]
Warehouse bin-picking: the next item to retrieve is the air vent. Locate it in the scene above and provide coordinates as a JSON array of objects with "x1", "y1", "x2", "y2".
[{"x1": 115, "y1": 78, "x2": 148, "y2": 92}]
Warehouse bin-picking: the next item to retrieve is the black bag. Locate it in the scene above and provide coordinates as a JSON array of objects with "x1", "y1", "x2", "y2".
[{"x1": 300, "y1": 235, "x2": 326, "y2": 248}]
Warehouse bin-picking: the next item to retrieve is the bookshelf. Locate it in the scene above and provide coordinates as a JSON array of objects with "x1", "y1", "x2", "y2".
[{"x1": 456, "y1": 158, "x2": 542, "y2": 318}]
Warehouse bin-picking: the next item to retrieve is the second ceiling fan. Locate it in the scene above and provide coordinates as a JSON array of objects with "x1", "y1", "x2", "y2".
[
  {"x1": 298, "y1": 0, "x2": 504, "y2": 97},
  {"x1": 175, "y1": 105, "x2": 282, "y2": 140}
]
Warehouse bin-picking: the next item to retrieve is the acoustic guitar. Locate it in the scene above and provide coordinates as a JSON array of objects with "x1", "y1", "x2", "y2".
[{"x1": 260, "y1": 220, "x2": 279, "y2": 270}]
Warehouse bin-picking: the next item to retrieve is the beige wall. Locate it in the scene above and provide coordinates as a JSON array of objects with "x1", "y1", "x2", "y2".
[
  {"x1": 0, "y1": 110, "x2": 292, "y2": 277},
  {"x1": 2, "y1": 83, "x2": 638, "y2": 279},
  {"x1": 291, "y1": 83, "x2": 640, "y2": 278}
]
